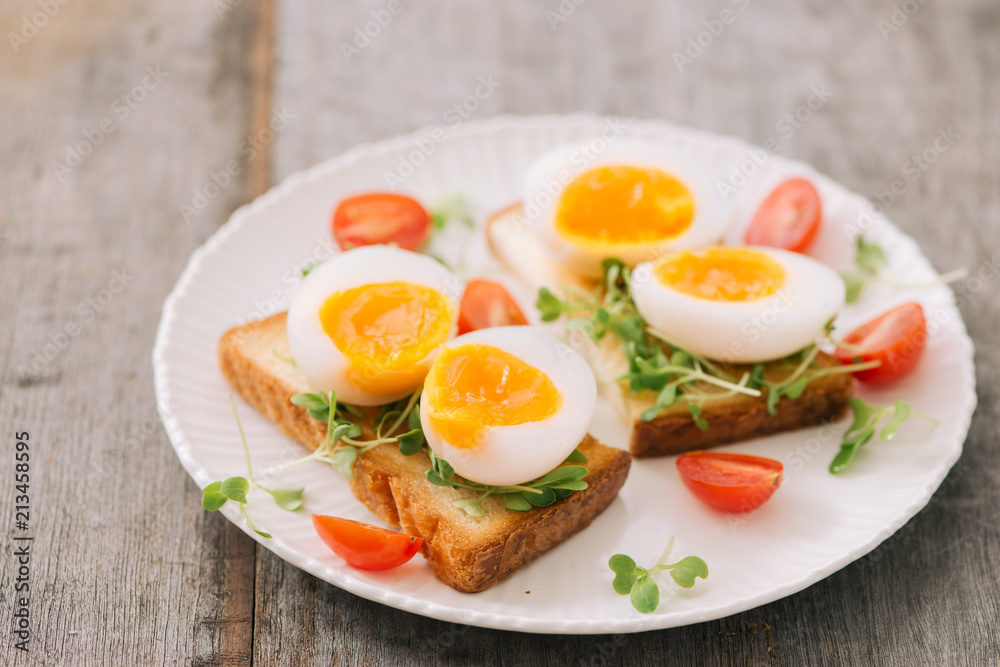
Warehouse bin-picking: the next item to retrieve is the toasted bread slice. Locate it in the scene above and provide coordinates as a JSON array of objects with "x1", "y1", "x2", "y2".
[
  {"x1": 486, "y1": 203, "x2": 853, "y2": 458},
  {"x1": 218, "y1": 313, "x2": 632, "y2": 593}
]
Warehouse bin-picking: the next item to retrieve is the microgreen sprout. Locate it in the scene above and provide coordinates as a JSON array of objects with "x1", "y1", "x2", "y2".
[
  {"x1": 268, "y1": 389, "x2": 425, "y2": 480},
  {"x1": 201, "y1": 397, "x2": 306, "y2": 538},
  {"x1": 829, "y1": 397, "x2": 937, "y2": 473},
  {"x1": 841, "y1": 235, "x2": 967, "y2": 303},
  {"x1": 539, "y1": 259, "x2": 868, "y2": 428},
  {"x1": 424, "y1": 449, "x2": 590, "y2": 517},
  {"x1": 429, "y1": 193, "x2": 476, "y2": 231},
  {"x1": 272, "y1": 348, "x2": 297, "y2": 367},
  {"x1": 747, "y1": 320, "x2": 881, "y2": 415},
  {"x1": 608, "y1": 537, "x2": 709, "y2": 613}
]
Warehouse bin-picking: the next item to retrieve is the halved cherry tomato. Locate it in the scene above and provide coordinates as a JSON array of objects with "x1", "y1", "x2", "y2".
[
  {"x1": 312, "y1": 515, "x2": 423, "y2": 571},
  {"x1": 332, "y1": 193, "x2": 431, "y2": 251},
  {"x1": 744, "y1": 178, "x2": 822, "y2": 253},
  {"x1": 834, "y1": 302, "x2": 927, "y2": 385},
  {"x1": 457, "y1": 279, "x2": 529, "y2": 335},
  {"x1": 676, "y1": 452, "x2": 783, "y2": 513}
]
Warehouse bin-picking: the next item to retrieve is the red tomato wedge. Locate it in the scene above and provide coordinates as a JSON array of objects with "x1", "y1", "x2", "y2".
[
  {"x1": 457, "y1": 279, "x2": 529, "y2": 335},
  {"x1": 332, "y1": 193, "x2": 431, "y2": 251},
  {"x1": 312, "y1": 515, "x2": 423, "y2": 571},
  {"x1": 834, "y1": 302, "x2": 927, "y2": 385},
  {"x1": 676, "y1": 452, "x2": 783, "y2": 513},
  {"x1": 744, "y1": 178, "x2": 822, "y2": 253}
]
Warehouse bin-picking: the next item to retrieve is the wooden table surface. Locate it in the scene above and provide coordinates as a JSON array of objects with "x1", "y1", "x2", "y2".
[{"x1": 2, "y1": 0, "x2": 998, "y2": 664}]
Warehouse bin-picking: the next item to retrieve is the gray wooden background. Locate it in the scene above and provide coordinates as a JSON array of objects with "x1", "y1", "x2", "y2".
[{"x1": 2, "y1": 0, "x2": 998, "y2": 665}]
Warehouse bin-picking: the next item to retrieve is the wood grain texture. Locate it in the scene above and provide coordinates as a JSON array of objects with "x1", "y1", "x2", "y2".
[
  {"x1": 0, "y1": 0, "x2": 998, "y2": 665},
  {"x1": 0, "y1": 0, "x2": 268, "y2": 664}
]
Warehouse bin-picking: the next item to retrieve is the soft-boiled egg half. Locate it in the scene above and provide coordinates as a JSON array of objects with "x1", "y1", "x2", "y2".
[
  {"x1": 632, "y1": 246, "x2": 845, "y2": 363},
  {"x1": 522, "y1": 141, "x2": 730, "y2": 277},
  {"x1": 287, "y1": 245, "x2": 460, "y2": 406},
  {"x1": 420, "y1": 327, "x2": 597, "y2": 487}
]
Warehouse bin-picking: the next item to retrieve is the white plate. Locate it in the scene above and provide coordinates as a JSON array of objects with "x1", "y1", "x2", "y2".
[{"x1": 153, "y1": 114, "x2": 977, "y2": 634}]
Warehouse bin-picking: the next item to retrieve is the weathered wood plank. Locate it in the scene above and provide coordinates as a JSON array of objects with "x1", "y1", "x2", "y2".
[
  {"x1": 1, "y1": 0, "x2": 998, "y2": 664},
  {"x1": 0, "y1": 0, "x2": 270, "y2": 663},
  {"x1": 262, "y1": 1, "x2": 1000, "y2": 665}
]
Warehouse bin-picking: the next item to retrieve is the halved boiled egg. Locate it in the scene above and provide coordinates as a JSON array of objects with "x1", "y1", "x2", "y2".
[
  {"x1": 287, "y1": 245, "x2": 460, "y2": 405},
  {"x1": 632, "y1": 246, "x2": 845, "y2": 363},
  {"x1": 420, "y1": 327, "x2": 597, "y2": 487},
  {"x1": 522, "y1": 141, "x2": 730, "y2": 277}
]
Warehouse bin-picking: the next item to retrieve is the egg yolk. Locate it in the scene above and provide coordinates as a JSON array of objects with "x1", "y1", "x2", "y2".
[
  {"x1": 424, "y1": 343, "x2": 562, "y2": 450},
  {"x1": 555, "y1": 165, "x2": 695, "y2": 246},
  {"x1": 320, "y1": 282, "x2": 453, "y2": 396},
  {"x1": 655, "y1": 248, "x2": 786, "y2": 301}
]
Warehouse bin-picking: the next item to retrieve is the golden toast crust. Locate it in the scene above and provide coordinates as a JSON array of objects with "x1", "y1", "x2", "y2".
[{"x1": 217, "y1": 313, "x2": 632, "y2": 593}]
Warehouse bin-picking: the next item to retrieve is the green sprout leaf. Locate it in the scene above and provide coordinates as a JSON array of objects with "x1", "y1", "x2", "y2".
[
  {"x1": 407, "y1": 406, "x2": 422, "y2": 431},
  {"x1": 855, "y1": 236, "x2": 887, "y2": 274},
  {"x1": 290, "y1": 392, "x2": 329, "y2": 412},
  {"x1": 430, "y1": 194, "x2": 475, "y2": 231},
  {"x1": 608, "y1": 538, "x2": 708, "y2": 614},
  {"x1": 536, "y1": 288, "x2": 568, "y2": 322},
  {"x1": 426, "y1": 455, "x2": 589, "y2": 517},
  {"x1": 329, "y1": 446, "x2": 357, "y2": 480},
  {"x1": 564, "y1": 448, "x2": 588, "y2": 464},
  {"x1": 220, "y1": 476, "x2": 250, "y2": 504},
  {"x1": 452, "y1": 497, "x2": 487, "y2": 517},
  {"x1": 880, "y1": 400, "x2": 911, "y2": 440},
  {"x1": 841, "y1": 271, "x2": 866, "y2": 303},
  {"x1": 687, "y1": 403, "x2": 708, "y2": 431},
  {"x1": 830, "y1": 397, "x2": 932, "y2": 474},
  {"x1": 502, "y1": 493, "x2": 533, "y2": 511},
  {"x1": 201, "y1": 481, "x2": 228, "y2": 511},
  {"x1": 425, "y1": 470, "x2": 455, "y2": 487},
  {"x1": 264, "y1": 486, "x2": 305, "y2": 512},
  {"x1": 783, "y1": 376, "x2": 809, "y2": 400},
  {"x1": 396, "y1": 428, "x2": 425, "y2": 456},
  {"x1": 841, "y1": 236, "x2": 887, "y2": 303},
  {"x1": 240, "y1": 505, "x2": 272, "y2": 539},
  {"x1": 608, "y1": 554, "x2": 640, "y2": 595},
  {"x1": 523, "y1": 486, "x2": 557, "y2": 507},
  {"x1": 630, "y1": 575, "x2": 660, "y2": 614},
  {"x1": 667, "y1": 556, "x2": 709, "y2": 589},
  {"x1": 640, "y1": 406, "x2": 665, "y2": 422}
]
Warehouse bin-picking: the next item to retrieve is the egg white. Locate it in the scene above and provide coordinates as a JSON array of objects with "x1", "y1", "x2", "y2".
[
  {"x1": 522, "y1": 140, "x2": 732, "y2": 277},
  {"x1": 631, "y1": 247, "x2": 845, "y2": 363},
  {"x1": 286, "y1": 245, "x2": 461, "y2": 406},
  {"x1": 420, "y1": 327, "x2": 597, "y2": 487}
]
